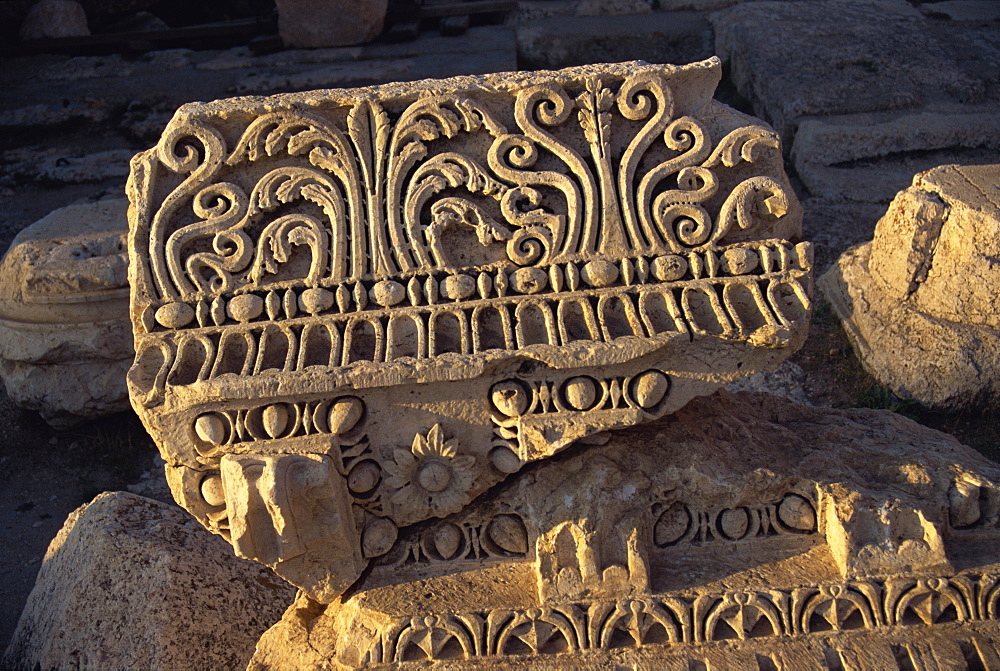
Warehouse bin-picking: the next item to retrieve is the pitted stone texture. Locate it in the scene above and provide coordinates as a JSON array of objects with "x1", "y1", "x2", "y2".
[
  {"x1": 19, "y1": 0, "x2": 89, "y2": 41},
  {"x1": 575, "y1": 0, "x2": 652, "y2": 15},
  {"x1": 276, "y1": 0, "x2": 387, "y2": 48},
  {"x1": 711, "y1": 0, "x2": 1000, "y2": 202},
  {"x1": 517, "y1": 13, "x2": 713, "y2": 69},
  {"x1": 249, "y1": 391, "x2": 1000, "y2": 669},
  {"x1": 0, "y1": 198, "x2": 132, "y2": 426},
  {"x1": 725, "y1": 358, "x2": 810, "y2": 405},
  {"x1": 791, "y1": 112, "x2": 1000, "y2": 203},
  {"x1": 1, "y1": 491, "x2": 295, "y2": 671},
  {"x1": 127, "y1": 58, "x2": 809, "y2": 602},
  {"x1": 821, "y1": 164, "x2": 1000, "y2": 410}
]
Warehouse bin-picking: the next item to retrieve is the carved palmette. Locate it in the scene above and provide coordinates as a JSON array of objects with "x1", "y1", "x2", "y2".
[{"x1": 127, "y1": 58, "x2": 812, "y2": 601}]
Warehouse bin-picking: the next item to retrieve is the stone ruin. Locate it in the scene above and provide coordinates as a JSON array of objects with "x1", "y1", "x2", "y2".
[
  {"x1": 822, "y1": 164, "x2": 1000, "y2": 411},
  {"x1": 0, "y1": 198, "x2": 133, "y2": 426},
  {"x1": 126, "y1": 57, "x2": 811, "y2": 602},
  {"x1": 4, "y1": 56, "x2": 990, "y2": 668}
]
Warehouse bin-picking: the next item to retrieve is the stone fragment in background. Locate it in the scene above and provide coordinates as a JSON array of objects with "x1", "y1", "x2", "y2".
[
  {"x1": 275, "y1": 0, "x2": 387, "y2": 48},
  {"x1": 710, "y1": 0, "x2": 1000, "y2": 202},
  {"x1": 821, "y1": 164, "x2": 1000, "y2": 410},
  {"x1": 0, "y1": 199, "x2": 133, "y2": 426},
  {"x1": 127, "y1": 58, "x2": 810, "y2": 603},
  {"x1": 575, "y1": 0, "x2": 652, "y2": 16},
  {"x1": 517, "y1": 13, "x2": 713, "y2": 69},
  {"x1": 19, "y1": 0, "x2": 89, "y2": 40},
  {"x1": 249, "y1": 391, "x2": 1000, "y2": 668},
  {"x1": 2, "y1": 491, "x2": 295, "y2": 671}
]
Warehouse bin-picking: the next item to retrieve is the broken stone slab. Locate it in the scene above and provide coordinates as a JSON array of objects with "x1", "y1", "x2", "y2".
[
  {"x1": 791, "y1": 109, "x2": 1000, "y2": 203},
  {"x1": 710, "y1": 0, "x2": 1000, "y2": 202},
  {"x1": 0, "y1": 99, "x2": 113, "y2": 130},
  {"x1": 275, "y1": 0, "x2": 387, "y2": 48},
  {"x1": 820, "y1": 163, "x2": 1000, "y2": 410},
  {"x1": 659, "y1": 0, "x2": 742, "y2": 9},
  {"x1": 0, "y1": 198, "x2": 133, "y2": 426},
  {"x1": 575, "y1": 0, "x2": 653, "y2": 16},
  {"x1": 126, "y1": 57, "x2": 810, "y2": 603},
  {"x1": 248, "y1": 390, "x2": 1000, "y2": 668},
  {"x1": 2, "y1": 491, "x2": 296, "y2": 671},
  {"x1": 710, "y1": 0, "x2": 991, "y2": 140},
  {"x1": 517, "y1": 13, "x2": 713, "y2": 69},
  {"x1": 1, "y1": 148, "x2": 135, "y2": 186}
]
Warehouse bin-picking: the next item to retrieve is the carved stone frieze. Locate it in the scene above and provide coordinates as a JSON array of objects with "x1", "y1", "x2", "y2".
[
  {"x1": 248, "y1": 392, "x2": 1000, "y2": 669},
  {"x1": 127, "y1": 58, "x2": 810, "y2": 600},
  {"x1": 331, "y1": 573, "x2": 1000, "y2": 666}
]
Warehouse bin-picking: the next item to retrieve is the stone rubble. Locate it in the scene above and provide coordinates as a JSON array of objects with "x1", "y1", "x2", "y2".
[
  {"x1": 19, "y1": 0, "x2": 89, "y2": 41},
  {"x1": 1, "y1": 2, "x2": 1000, "y2": 666},
  {"x1": 516, "y1": 12, "x2": 714, "y2": 70},
  {"x1": 275, "y1": 0, "x2": 387, "y2": 48},
  {"x1": 0, "y1": 198, "x2": 133, "y2": 426},
  {"x1": 2, "y1": 491, "x2": 296, "y2": 671},
  {"x1": 821, "y1": 163, "x2": 1000, "y2": 410},
  {"x1": 711, "y1": 0, "x2": 1000, "y2": 203}
]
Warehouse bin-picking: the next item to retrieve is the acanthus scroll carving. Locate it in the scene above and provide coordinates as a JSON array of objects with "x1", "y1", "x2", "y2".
[
  {"x1": 134, "y1": 71, "x2": 790, "y2": 314},
  {"x1": 129, "y1": 60, "x2": 812, "y2": 605}
]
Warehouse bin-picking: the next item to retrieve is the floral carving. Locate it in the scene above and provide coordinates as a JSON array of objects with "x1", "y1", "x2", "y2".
[
  {"x1": 384, "y1": 424, "x2": 476, "y2": 521},
  {"x1": 130, "y1": 65, "x2": 795, "y2": 310}
]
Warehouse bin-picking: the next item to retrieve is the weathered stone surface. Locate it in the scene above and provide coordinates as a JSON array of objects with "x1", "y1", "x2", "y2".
[
  {"x1": 725, "y1": 358, "x2": 809, "y2": 405},
  {"x1": 922, "y1": 0, "x2": 1000, "y2": 21},
  {"x1": 711, "y1": 0, "x2": 990, "y2": 139},
  {"x1": 1, "y1": 147, "x2": 135, "y2": 185},
  {"x1": 0, "y1": 198, "x2": 133, "y2": 425},
  {"x1": 659, "y1": 0, "x2": 741, "y2": 9},
  {"x1": 249, "y1": 390, "x2": 1000, "y2": 668},
  {"x1": 517, "y1": 13, "x2": 713, "y2": 69},
  {"x1": 575, "y1": 0, "x2": 653, "y2": 16},
  {"x1": 711, "y1": 0, "x2": 1000, "y2": 202},
  {"x1": 127, "y1": 59, "x2": 809, "y2": 603},
  {"x1": 820, "y1": 164, "x2": 1000, "y2": 409},
  {"x1": 19, "y1": 0, "x2": 89, "y2": 41},
  {"x1": 275, "y1": 0, "x2": 387, "y2": 48},
  {"x1": 791, "y1": 111, "x2": 1000, "y2": 203},
  {"x1": 2, "y1": 491, "x2": 295, "y2": 671}
]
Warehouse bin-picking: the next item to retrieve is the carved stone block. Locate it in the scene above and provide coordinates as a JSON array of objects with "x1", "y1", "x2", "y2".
[
  {"x1": 248, "y1": 392, "x2": 1000, "y2": 668},
  {"x1": 127, "y1": 58, "x2": 810, "y2": 601},
  {"x1": 0, "y1": 198, "x2": 132, "y2": 426}
]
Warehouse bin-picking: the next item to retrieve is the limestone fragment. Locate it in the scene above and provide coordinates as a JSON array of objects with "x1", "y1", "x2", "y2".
[
  {"x1": 821, "y1": 164, "x2": 1000, "y2": 409},
  {"x1": 0, "y1": 198, "x2": 133, "y2": 426},
  {"x1": 127, "y1": 58, "x2": 810, "y2": 602},
  {"x1": 275, "y1": 0, "x2": 387, "y2": 48},
  {"x1": 710, "y1": 0, "x2": 1000, "y2": 202},
  {"x1": 249, "y1": 391, "x2": 1000, "y2": 668},
  {"x1": 19, "y1": 0, "x2": 89, "y2": 41},
  {"x1": 516, "y1": 13, "x2": 713, "y2": 70},
  {"x1": 2, "y1": 491, "x2": 295, "y2": 671}
]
